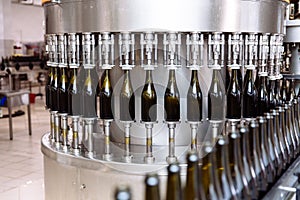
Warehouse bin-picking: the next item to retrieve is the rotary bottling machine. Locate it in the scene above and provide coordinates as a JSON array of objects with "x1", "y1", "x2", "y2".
[{"x1": 41, "y1": 0, "x2": 290, "y2": 199}]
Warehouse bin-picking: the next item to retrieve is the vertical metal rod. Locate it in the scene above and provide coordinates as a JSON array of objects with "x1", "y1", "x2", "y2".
[
  {"x1": 123, "y1": 122, "x2": 132, "y2": 162},
  {"x1": 190, "y1": 123, "x2": 198, "y2": 150},
  {"x1": 167, "y1": 123, "x2": 177, "y2": 163},
  {"x1": 54, "y1": 113, "x2": 60, "y2": 148},
  {"x1": 72, "y1": 117, "x2": 79, "y2": 152},
  {"x1": 103, "y1": 120, "x2": 113, "y2": 160},
  {"x1": 61, "y1": 114, "x2": 68, "y2": 151}
]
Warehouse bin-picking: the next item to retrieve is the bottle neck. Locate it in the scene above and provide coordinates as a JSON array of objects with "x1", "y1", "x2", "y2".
[
  {"x1": 191, "y1": 70, "x2": 199, "y2": 84},
  {"x1": 145, "y1": 70, "x2": 153, "y2": 84}
]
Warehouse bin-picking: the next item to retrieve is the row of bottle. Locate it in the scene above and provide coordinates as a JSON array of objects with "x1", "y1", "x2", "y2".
[
  {"x1": 115, "y1": 109, "x2": 300, "y2": 200},
  {"x1": 45, "y1": 65, "x2": 206, "y2": 123},
  {"x1": 226, "y1": 66, "x2": 298, "y2": 120}
]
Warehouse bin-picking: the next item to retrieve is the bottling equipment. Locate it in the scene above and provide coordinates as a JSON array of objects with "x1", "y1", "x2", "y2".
[{"x1": 40, "y1": 0, "x2": 299, "y2": 199}]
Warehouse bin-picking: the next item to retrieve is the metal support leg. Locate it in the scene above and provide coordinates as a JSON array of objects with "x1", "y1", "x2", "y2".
[
  {"x1": 7, "y1": 97, "x2": 13, "y2": 140},
  {"x1": 27, "y1": 100, "x2": 32, "y2": 136}
]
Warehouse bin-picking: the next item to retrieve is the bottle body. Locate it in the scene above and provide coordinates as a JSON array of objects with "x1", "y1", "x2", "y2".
[
  {"x1": 45, "y1": 67, "x2": 53, "y2": 109},
  {"x1": 184, "y1": 151, "x2": 200, "y2": 200},
  {"x1": 208, "y1": 69, "x2": 225, "y2": 121},
  {"x1": 58, "y1": 67, "x2": 69, "y2": 113},
  {"x1": 187, "y1": 70, "x2": 202, "y2": 122},
  {"x1": 120, "y1": 70, "x2": 135, "y2": 121},
  {"x1": 164, "y1": 70, "x2": 180, "y2": 122},
  {"x1": 257, "y1": 76, "x2": 269, "y2": 116},
  {"x1": 145, "y1": 174, "x2": 161, "y2": 200},
  {"x1": 82, "y1": 68, "x2": 98, "y2": 118},
  {"x1": 243, "y1": 69, "x2": 257, "y2": 118},
  {"x1": 68, "y1": 68, "x2": 81, "y2": 116},
  {"x1": 100, "y1": 69, "x2": 114, "y2": 119},
  {"x1": 50, "y1": 67, "x2": 59, "y2": 111},
  {"x1": 226, "y1": 68, "x2": 241, "y2": 119},
  {"x1": 141, "y1": 70, "x2": 157, "y2": 122}
]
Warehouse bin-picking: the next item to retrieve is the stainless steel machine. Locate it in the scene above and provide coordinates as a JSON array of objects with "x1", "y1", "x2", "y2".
[{"x1": 41, "y1": 0, "x2": 289, "y2": 199}]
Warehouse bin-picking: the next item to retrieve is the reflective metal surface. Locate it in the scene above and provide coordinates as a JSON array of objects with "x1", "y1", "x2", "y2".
[{"x1": 44, "y1": 0, "x2": 287, "y2": 34}]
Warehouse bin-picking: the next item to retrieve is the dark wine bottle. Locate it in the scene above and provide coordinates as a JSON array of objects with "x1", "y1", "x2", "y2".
[
  {"x1": 275, "y1": 79, "x2": 283, "y2": 106},
  {"x1": 120, "y1": 70, "x2": 135, "y2": 121},
  {"x1": 208, "y1": 69, "x2": 225, "y2": 121},
  {"x1": 281, "y1": 79, "x2": 288, "y2": 104},
  {"x1": 228, "y1": 129, "x2": 251, "y2": 199},
  {"x1": 164, "y1": 70, "x2": 180, "y2": 122},
  {"x1": 50, "y1": 67, "x2": 59, "y2": 111},
  {"x1": 226, "y1": 67, "x2": 230, "y2": 91},
  {"x1": 141, "y1": 70, "x2": 157, "y2": 122},
  {"x1": 58, "y1": 67, "x2": 69, "y2": 113},
  {"x1": 100, "y1": 69, "x2": 114, "y2": 119},
  {"x1": 226, "y1": 68, "x2": 241, "y2": 119},
  {"x1": 145, "y1": 173, "x2": 161, "y2": 200},
  {"x1": 45, "y1": 67, "x2": 53, "y2": 109},
  {"x1": 243, "y1": 69, "x2": 257, "y2": 118},
  {"x1": 187, "y1": 70, "x2": 202, "y2": 122},
  {"x1": 115, "y1": 185, "x2": 132, "y2": 200},
  {"x1": 288, "y1": 79, "x2": 296, "y2": 101},
  {"x1": 257, "y1": 75, "x2": 269, "y2": 116},
  {"x1": 68, "y1": 68, "x2": 81, "y2": 116},
  {"x1": 184, "y1": 151, "x2": 200, "y2": 200},
  {"x1": 166, "y1": 162, "x2": 182, "y2": 200},
  {"x1": 82, "y1": 68, "x2": 98, "y2": 118},
  {"x1": 268, "y1": 79, "x2": 277, "y2": 110}
]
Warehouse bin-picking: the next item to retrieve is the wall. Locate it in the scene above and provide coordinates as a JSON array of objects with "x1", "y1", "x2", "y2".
[{"x1": 0, "y1": 0, "x2": 44, "y2": 57}]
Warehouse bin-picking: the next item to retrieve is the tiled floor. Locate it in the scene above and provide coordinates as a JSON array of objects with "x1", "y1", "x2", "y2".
[{"x1": 0, "y1": 91, "x2": 48, "y2": 200}]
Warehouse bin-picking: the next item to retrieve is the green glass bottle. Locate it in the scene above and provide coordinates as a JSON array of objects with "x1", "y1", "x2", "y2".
[
  {"x1": 166, "y1": 162, "x2": 182, "y2": 200},
  {"x1": 100, "y1": 69, "x2": 114, "y2": 119},
  {"x1": 145, "y1": 173, "x2": 161, "y2": 200},
  {"x1": 141, "y1": 70, "x2": 157, "y2": 122},
  {"x1": 164, "y1": 70, "x2": 180, "y2": 122},
  {"x1": 184, "y1": 151, "x2": 200, "y2": 200},
  {"x1": 187, "y1": 70, "x2": 202, "y2": 122},
  {"x1": 120, "y1": 70, "x2": 135, "y2": 121}
]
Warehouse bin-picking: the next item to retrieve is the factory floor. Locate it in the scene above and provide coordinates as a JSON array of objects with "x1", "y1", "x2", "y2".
[{"x1": 0, "y1": 88, "x2": 47, "y2": 200}]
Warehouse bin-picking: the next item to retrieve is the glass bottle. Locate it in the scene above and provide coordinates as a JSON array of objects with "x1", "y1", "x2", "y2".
[
  {"x1": 216, "y1": 135, "x2": 237, "y2": 200},
  {"x1": 248, "y1": 120, "x2": 268, "y2": 196},
  {"x1": 239, "y1": 124, "x2": 258, "y2": 199},
  {"x1": 45, "y1": 67, "x2": 53, "y2": 109},
  {"x1": 82, "y1": 68, "x2": 98, "y2": 118},
  {"x1": 281, "y1": 79, "x2": 288, "y2": 104},
  {"x1": 278, "y1": 106, "x2": 292, "y2": 164},
  {"x1": 145, "y1": 173, "x2": 161, "y2": 200},
  {"x1": 141, "y1": 70, "x2": 157, "y2": 122},
  {"x1": 166, "y1": 162, "x2": 183, "y2": 200},
  {"x1": 100, "y1": 69, "x2": 114, "y2": 119},
  {"x1": 164, "y1": 70, "x2": 180, "y2": 122},
  {"x1": 120, "y1": 70, "x2": 135, "y2": 121},
  {"x1": 257, "y1": 75, "x2": 269, "y2": 116},
  {"x1": 50, "y1": 67, "x2": 59, "y2": 111},
  {"x1": 68, "y1": 68, "x2": 81, "y2": 116},
  {"x1": 58, "y1": 67, "x2": 69, "y2": 113},
  {"x1": 243, "y1": 68, "x2": 257, "y2": 119},
  {"x1": 208, "y1": 69, "x2": 225, "y2": 121},
  {"x1": 275, "y1": 79, "x2": 283, "y2": 106},
  {"x1": 187, "y1": 70, "x2": 202, "y2": 122},
  {"x1": 228, "y1": 129, "x2": 250, "y2": 199},
  {"x1": 184, "y1": 151, "x2": 200, "y2": 200},
  {"x1": 257, "y1": 116, "x2": 275, "y2": 184},
  {"x1": 268, "y1": 79, "x2": 277, "y2": 110},
  {"x1": 200, "y1": 144, "x2": 223, "y2": 200},
  {"x1": 226, "y1": 68, "x2": 241, "y2": 119},
  {"x1": 115, "y1": 185, "x2": 131, "y2": 200}
]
